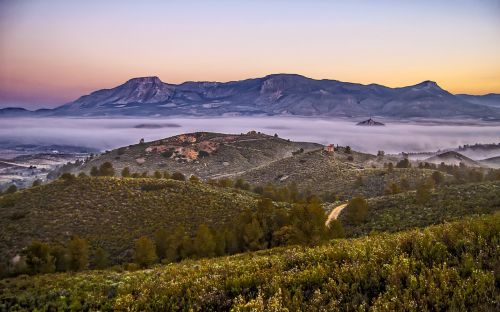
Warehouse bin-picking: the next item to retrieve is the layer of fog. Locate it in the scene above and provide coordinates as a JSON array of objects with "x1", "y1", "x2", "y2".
[{"x1": 1, "y1": 117, "x2": 499, "y2": 155}]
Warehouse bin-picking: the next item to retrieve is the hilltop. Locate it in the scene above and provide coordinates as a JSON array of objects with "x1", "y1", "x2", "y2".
[
  {"x1": 1, "y1": 74, "x2": 499, "y2": 119},
  {"x1": 423, "y1": 151, "x2": 483, "y2": 167},
  {"x1": 67, "y1": 132, "x2": 321, "y2": 180},
  {"x1": 0, "y1": 177, "x2": 259, "y2": 263}
]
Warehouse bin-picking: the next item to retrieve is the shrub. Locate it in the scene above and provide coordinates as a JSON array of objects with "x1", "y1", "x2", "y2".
[{"x1": 171, "y1": 172, "x2": 186, "y2": 181}]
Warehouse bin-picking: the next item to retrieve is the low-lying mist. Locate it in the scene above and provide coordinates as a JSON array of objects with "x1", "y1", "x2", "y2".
[{"x1": 1, "y1": 117, "x2": 499, "y2": 155}]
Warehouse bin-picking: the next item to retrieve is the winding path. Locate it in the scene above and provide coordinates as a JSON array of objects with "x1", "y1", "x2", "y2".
[{"x1": 326, "y1": 203, "x2": 348, "y2": 225}]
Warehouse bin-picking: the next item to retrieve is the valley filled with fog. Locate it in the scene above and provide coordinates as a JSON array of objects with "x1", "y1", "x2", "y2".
[{"x1": 1, "y1": 117, "x2": 499, "y2": 155}]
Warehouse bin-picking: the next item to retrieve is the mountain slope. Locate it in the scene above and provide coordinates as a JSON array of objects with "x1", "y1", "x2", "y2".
[
  {"x1": 456, "y1": 93, "x2": 500, "y2": 108},
  {"x1": 3, "y1": 74, "x2": 499, "y2": 119}
]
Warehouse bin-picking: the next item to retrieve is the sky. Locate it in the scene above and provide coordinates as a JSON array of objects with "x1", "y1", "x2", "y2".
[{"x1": 1, "y1": 0, "x2": 500, "y2": 108}]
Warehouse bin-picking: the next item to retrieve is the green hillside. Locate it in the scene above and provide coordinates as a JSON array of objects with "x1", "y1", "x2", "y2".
[
  {"x1": 1, "y1": 214, "x2": 498, "y2": 311},
  {"x1": 238, "y1": 149, "x2": 435, "y2": 198},
  {"x1": 340, "y1": 181, "x2": 500, "y2": 237},
  {"x1": 0, "y1": 177, "x2": 259, "y2": 263}
]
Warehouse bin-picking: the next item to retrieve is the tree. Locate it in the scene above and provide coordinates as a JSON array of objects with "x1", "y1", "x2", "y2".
[
  {"x1": 345, "y1": 146, "x2": 352, "y2": 154},
  {"x1": 24, "y1": 241, "x2": 55, "y2": 274},
  {"x1": 93, "y1": 247, "x2": 110, "y2": 269},
  {"x1": 189, "y1": 175, "x2": 200, "y2": 183},
  {"x1": 396, "y1": 158, "x2": 411, "y2": 168},
  {"x1": 377, "y1": 150, "x2": 385, "y2": 157},
  {"x1": 242, "y1": 217, "x2": 266, "y2": 251},
  {"x1": 387, "y1": 162, "x2": 394, "y2": 172},
  {"x1": 90, "y1": 166, "x2": 99, "y2": 177},
  {"x1": 192, "y1": 224, "x2": 216, "y2": 258},
  {"x1": 416, "y1": 180, "x2": 433, "y2": 204},
  {"x1": 121, "y1": 167, "x2": 131, "y2": 178},
  {"x1": 384, "y1": 181, "x2": 401, "y2": 195},
  {"x1": 51, "y1": 245, "x2": 71, "y2": 272},
  {"x1": 98, "y1": 162, "x2": 115, "y2": 176},
  {"x1": 171, "y1": 172, "x2": 185, "y2": 181},
  {"x1": 327, "y1": 220, "x2": 345, "y2": 239},
  {"x1": 153, "y1": 171, "x2": 162, "y2": 179},
  {"x1": 68, "y1": 236, "x2": 89, "y2": 271},
  {"x1": 154, "y1": 229, "x2": 169, "y2": 261},
  {"x1": 60, "y1": 173, "x2": 75, "y2": 181},
  {"x1": 431, "y1": 171, "x2": 444, "y2": 185},
  {"x1": 289, "y1": 198, "x2": 328, "y2": 245},
  {"x1": 134, "y1": 236, "x2": 157, "y2": 268},
  {"x1": 165, "y1": 226, "x2": 186, "y2": 262},
  {"x1": 345, "y1": 196, "x2": 369, "y2": 224},
  {"x1": 5, "y1": 184, "x2": 17, "y2": 194},
  {"x1": 32, "y1": 179, "x2": 42, "y2": 187},
  {"x1": 235, "y1": 178, "x2": 250, "y2": 190}
]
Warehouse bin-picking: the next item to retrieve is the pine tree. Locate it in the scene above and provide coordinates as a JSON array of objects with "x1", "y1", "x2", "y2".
[
  {"x1": 93, "y1": 247, "x2": 110, "y2": 269},
  {"x1": 68, "y1": 236, "x2": 89, "y2": 271},
  {"x1": 327, "y1": 220, "x2": 345, "y2": 238},
  {"x1": 98, "y1": 162, "x2": 115, "y2": 176},
  {"x1": 192, "y1": 224, "x2": 216, "y2": 258},
  {"x1": 23, "y1": 241, "x2": 55, "y2": 274},
  {"x1": 90, "y1": 166, "x2": 99, "y2": 177},
  {"x1": 121, "y1": 167, "x2": 131, "y2": 178},
  {"x1": 154, "y1": 228, "x2": 169, "y2": 261},
  {"x1": 243, "y1": 217, "x2": 266, "y2": 251},
  {"x1": 345, "y1": 196, "x2": 369, "y2": 225},
  {"x1": 134, "y1": 236, "x2": 157, "y2": 268}
]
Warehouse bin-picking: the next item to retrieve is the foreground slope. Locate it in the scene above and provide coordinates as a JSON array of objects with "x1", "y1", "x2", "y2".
[
  {"x1": 0, "y1": 177, "x2": 258, "y2": 262},
  {"x1": 1, "y1": 214, "x2": 498, "y2": 311}
]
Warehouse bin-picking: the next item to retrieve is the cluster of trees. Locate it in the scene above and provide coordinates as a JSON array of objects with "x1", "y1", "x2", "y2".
[
  {"x1": 1, "y1": 237, "x2": 95, "y2": 277},
  {"x1": 2, "y1": 197, "x2": 345, "y2": 276},
  {"x1": 418, "y1": 161, "x2": 500, "y2": 183},
  {"x1": 133, "y1": 197, "x2": 344, "y2": 268}
]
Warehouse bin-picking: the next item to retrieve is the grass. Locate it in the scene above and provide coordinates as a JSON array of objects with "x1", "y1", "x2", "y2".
[{"x1": 0, "y1": 213, "x2": 498, "y2": 311}]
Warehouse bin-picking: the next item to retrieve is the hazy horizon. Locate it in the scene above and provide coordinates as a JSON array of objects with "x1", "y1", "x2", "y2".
[{"x1": 1, "y1": 117, "x2": 499, "y2": 156}]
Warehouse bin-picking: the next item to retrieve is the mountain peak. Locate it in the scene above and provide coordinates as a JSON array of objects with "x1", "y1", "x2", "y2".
[
  {"x1": 125, "y1": 76, "x2": 164, "y2": 85},
  {"x1": 413, "y1": 80, "x2": 441, "y2": 89}
]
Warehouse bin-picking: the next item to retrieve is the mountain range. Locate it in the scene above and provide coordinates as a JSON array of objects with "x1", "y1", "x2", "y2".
[{"x1": 2, "y1": 74, "x2": 499, "y2": 119}]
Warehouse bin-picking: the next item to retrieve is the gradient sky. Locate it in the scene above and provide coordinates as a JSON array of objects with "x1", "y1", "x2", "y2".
[{"x1": 1, "y1": 0, "x2": 500, "y2": 108}]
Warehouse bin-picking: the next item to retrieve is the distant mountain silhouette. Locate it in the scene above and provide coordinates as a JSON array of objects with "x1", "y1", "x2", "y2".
[{"x1": 2, "y1": 74, "x2": 499, "y2": 119}]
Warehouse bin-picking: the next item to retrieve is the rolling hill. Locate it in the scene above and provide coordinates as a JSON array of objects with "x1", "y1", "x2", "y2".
[
  {"x1": 236, "y1": 148, "x2": 434, "y2": 198},
  {"x1": 423, "y1": 151, "x2": 484, "y2": 167},
  {"x1": 71, "y1": 132, "x2": 322, "y2": 180},
  {"x1": 1, "y1": 74, "x2": 499, "y2": 119},
  {"x1": 0, "y1": 177, "x2": 259, "y2": 263}
]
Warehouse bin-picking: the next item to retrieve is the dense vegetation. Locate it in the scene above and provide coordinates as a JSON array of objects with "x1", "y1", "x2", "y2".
[
  {"x1": 0, "y1": 176, "x2": 259, "y2": 265},
  {"x1": 1, "y1": 214, "x2": 498, "y2": 311},
  {"x1": 340, "y1": 181, "x2": 500, "y2": 237}
]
